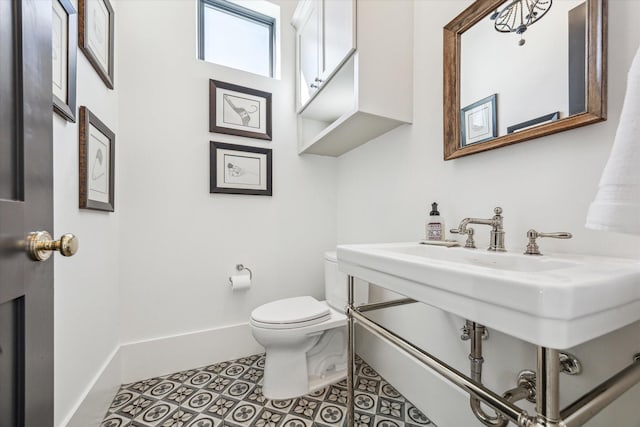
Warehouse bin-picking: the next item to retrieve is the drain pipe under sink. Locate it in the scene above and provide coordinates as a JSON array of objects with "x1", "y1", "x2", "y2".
[{"x1": 468, "y1": 321, "x2": 535, "y2": 427}]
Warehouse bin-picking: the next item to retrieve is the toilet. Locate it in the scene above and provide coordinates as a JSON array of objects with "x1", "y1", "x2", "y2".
[{"x1": 249, "y1": 251, "x2": 366, "y2": 400}]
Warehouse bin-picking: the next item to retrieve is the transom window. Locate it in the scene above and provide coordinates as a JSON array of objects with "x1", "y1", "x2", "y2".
[{"x1": 198, "y1": 0, "x2": 276, "y2": 78}]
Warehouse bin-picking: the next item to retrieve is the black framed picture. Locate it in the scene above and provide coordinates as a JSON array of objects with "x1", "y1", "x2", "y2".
[
  {"x1": 209, "y1": 80, "x2": 272, "y2": 140},
  {"x1": 210, "y1": 142, "x2": 272, "y2": 196},
  {"x1": 79, "y1": 106, "x2": 115, "y2": 211},
  {"x1": 79, "y1": 0, "x2": 114, "y2": 89},
  {"x1": 460, "y1": 94, "x2": 497, "y2": 147},
  {"x1": 507, "y1": 112, "x2": 560, "y2": 134},
  {"x1": 52, "y1": 0, "x2": 78, "y2": 122}
]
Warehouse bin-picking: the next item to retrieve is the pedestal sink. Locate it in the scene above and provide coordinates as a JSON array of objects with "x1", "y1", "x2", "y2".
[{"x1": 337, "y1": 242, "x2": 640, "y2": 348}]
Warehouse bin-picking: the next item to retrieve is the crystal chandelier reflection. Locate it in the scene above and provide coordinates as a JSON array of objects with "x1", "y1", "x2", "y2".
[{"x1": 490, "y1": 0, "x2": 553, "y2": 46}]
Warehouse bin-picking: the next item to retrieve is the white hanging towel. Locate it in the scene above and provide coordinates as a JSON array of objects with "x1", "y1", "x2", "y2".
[{"x1": 585, "y1": 45, "x2": 640, "y2": 234}]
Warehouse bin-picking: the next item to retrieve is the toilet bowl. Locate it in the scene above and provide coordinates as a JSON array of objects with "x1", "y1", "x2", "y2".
[{"x1": 249, "y1": 252, "x2": 366, "y2": 400}]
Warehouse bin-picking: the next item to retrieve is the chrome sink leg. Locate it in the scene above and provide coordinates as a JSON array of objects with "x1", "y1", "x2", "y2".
[
  {"x1": 536, "y1": 347, "x2": 561, "y2": 426},
  {"x1": 347, "y1": 275, "x2": 355, "y2": 427}
]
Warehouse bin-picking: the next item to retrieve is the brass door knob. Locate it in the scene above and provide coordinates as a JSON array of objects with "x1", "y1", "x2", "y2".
[{"x1": 27, "y1": 231, "x2": 79, "y2": 261}]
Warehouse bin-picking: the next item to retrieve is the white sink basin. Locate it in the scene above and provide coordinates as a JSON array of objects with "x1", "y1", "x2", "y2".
[{"x1": 337, "y1": 242, "x2": 640, "y2": 349}]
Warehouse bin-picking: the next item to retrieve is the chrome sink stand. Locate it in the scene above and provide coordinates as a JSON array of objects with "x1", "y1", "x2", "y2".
[{"x1": 346, "y1": 275, "x2": 640, "y2": 427}]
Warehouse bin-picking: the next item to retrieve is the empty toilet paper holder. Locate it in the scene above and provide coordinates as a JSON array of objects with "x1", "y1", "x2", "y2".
[{"x1": 229, "y1": 264, "x2": 252, "y2": 285}]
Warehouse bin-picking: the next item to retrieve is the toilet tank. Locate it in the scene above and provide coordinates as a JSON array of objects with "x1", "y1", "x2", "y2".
[{"x1": 324, "y1": 251, "x2": 367, "y2": 313}]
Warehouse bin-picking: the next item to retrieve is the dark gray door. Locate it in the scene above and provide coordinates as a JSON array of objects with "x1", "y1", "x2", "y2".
[{"x1": 0, "y1": 1, "x2": 54, "y2": 426}]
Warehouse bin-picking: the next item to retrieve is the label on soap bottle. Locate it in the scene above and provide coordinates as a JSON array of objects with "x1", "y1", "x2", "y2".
[{"x1": 427, "y1": 222, "x2": 443, "y2": 240}]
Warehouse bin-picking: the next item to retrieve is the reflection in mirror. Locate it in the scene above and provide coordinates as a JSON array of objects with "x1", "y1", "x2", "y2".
[
  {"x1": 461, "y1": 0, "x2": 586, "y2": 143},
  {"x1": 443, "y1": 0, "x2": 607, "y2": 160}
]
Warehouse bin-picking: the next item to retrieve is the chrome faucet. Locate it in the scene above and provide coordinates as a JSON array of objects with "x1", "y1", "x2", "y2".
[{"x1": 450, "y1": 207, "x2": 506, "y2": 251}]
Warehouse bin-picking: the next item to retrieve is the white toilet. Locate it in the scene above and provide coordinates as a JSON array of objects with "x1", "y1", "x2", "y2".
[{"x1": 249, "y1": 251, "x2": 366, "y2": 400}]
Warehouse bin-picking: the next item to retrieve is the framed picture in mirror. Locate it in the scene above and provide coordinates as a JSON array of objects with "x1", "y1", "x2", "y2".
[
  {"x1": 461, "y1": 94, "x2": 497, "y2": 146},
  {"x1": 507, "y1": 111, "x2": 560, "y2": 134}
]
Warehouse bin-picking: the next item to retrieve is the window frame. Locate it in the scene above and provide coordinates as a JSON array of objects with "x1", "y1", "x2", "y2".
[{"x1": 198, "y1": 0, "x2": 276, "y2": 78}]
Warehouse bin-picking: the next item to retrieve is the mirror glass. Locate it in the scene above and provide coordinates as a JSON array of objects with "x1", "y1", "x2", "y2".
[
  {"x1": 443, "y1": 0, "x2": 606, "y2": 160},
  {"x1": 461, "y1": 0, "x2": 586, "y2": 145},
  {"x1": 460, "y1": 0, "x2": 586, "y2": 146}
]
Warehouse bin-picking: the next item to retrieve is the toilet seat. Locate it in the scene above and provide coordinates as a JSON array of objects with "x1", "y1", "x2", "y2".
[{"x1": 251, "y1": 296, "x2": 331, "y2": 330}]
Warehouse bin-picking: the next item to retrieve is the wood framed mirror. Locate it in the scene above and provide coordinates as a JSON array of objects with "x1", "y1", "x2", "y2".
[{"x1": 443, "y1": 0, "x2": 607, "y2": 160}]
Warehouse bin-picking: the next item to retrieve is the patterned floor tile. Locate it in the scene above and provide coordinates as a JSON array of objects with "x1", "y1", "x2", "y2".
[
  {"x1": 204, "y1": 396, "x2": 239, "y2": 418},
  {"x1": 186, "y1": 414, "x2": 221, "y2": 427},
  {"x1": 134, "y1": 401, "x2": 178, "y2": 426},
  {"x1": 102, "y1": 353, "x2": 436, "y2": 427},
  {"x1": 100, "y1": 414, "x2": 129, "y2": 427},
  {"x1": 376, "y1": 398, "x2": 404, "y2": 421},
  {"x1": 252, "y1": 407, "x2": 287, "y2": 426},
  {"x1": 353, "y1": 392, "x2": 377, "y2": 413},
  {"x1": 226, "y1": 402, "x2": 262, "y2": 425},
  {"x1": 145, "y1": 381, "x2": 181, "y2": 400},
  {"x1": 353, "y1": 411, "x2": 374, "y2": 427},
  {"x1": 379, "y1": 382, "x2": 403, "y2": 402},
  {"x1": 184, "y1": 390, "x2": 218, "y2": 412},
  {"x1": 281, "y1": 414, "x2": 313, "y2": 427},
  {"x1": 264, "y1": 398, "x2": 295, "y2": 413},
  {"x1": 325, "y1": 386, "x2": 348, "y2": 406},
  {"x1": 315, "y1": 403, "x2": 345, "y2": 426},
  {"x1": 160, "y1": 408, "x2": 198, "y2": 427},
  {"x1": 405, "y1": 405, "x2": 433, "y2": 426}
]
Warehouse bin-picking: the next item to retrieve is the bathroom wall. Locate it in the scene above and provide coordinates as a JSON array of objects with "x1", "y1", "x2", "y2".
[
  {"x1": 52, "y1": 1, "x2": 121, "y2": 425},
  {"x1": 337, "y1": 1, "x2": 640, "y2": 426},
  {"x1": 116, "y1": 0, "x2": 337, "y2": 355}
]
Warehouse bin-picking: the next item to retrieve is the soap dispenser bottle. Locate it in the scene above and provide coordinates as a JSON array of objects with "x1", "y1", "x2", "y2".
[{"x1": 426, "y1": 202, "x2": 445, "y2": 241}]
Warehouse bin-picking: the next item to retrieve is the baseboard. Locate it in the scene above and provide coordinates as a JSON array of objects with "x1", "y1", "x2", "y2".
[
  {"x1": 120, "y1": 322, "x2": 264, "y2": 384},
  {"x1": 62, "y1": 322, "x2": 263, "y2": 426},
  {"x1": 63, "y1": 347, "x2": 122, "y2": 427}
]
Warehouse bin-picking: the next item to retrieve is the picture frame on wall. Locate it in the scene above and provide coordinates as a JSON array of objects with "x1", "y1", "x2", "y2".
[
  {"x1": 460, "y1": 94, "x2": 497, "y2": 147},
  {"x1": 52, "y1": 0, "x2": 78, "y2": 122},
  {"x1": 79, "y1": 106, "x2": 115, "y2": 211},
  {"x1": 209, "y1": 80, "x2": 272, "y2": 140},
  {"x1": 78, "y1": 0, "x2": 114, "y2": 89},
  {"x1": 507, "y1": 111, "x2": 560, "y2": 134},
  {"x1": 210, "y1": 142, "x2": 272, "y2": 196}
]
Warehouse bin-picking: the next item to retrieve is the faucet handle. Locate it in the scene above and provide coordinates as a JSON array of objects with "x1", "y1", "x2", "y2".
[
  {"x1": 450, "y1": 227, "x2": 476, "y2": 248},
  {"x1": 494, "y1": 207, "x2": 503, "y2": 216},
  {"x1": 524, "y1": 229, "x2": 572, "y2": 255}
]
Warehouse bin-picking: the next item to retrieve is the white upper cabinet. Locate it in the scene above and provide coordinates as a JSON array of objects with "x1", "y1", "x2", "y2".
[
  {"x1": 291, "y1": 0, "x2": 414, "y2": 157},
  {"x1": 297, "y1": 0, "x2": 321, "y2": 106},
  {"x1": 293, "y1": 0, "x2": 355, "y2": 110},
  {"x1": 320, "y1": 0, "x2": 355, "y2": 82}
]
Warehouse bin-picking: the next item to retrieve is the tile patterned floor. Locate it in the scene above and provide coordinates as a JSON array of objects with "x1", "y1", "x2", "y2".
[{"x1": 101, "y1": 353, "x2": 437, "y2": 427}]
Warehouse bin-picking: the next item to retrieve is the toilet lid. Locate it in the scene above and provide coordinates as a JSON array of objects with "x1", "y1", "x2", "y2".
[{"x1": 251, "y1": 296, "x2": 330, "y2": 327}]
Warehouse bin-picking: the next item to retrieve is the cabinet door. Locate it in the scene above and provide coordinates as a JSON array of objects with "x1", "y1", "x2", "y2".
[
  {"x1": 320, "y1": 0, "x2": 355, "y2": 81},
  {"x1": 298, "y1": 0, "x2": 321, "y2": 106}
]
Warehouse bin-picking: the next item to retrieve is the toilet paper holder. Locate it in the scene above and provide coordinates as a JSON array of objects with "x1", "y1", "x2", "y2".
[{"x1": 229, "y1": 264, "x2": 252, "y2": 285}]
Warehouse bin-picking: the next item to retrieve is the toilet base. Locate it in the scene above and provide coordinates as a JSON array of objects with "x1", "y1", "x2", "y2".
[
  {"x1": 308, "y1": 369, "x2": 347, "y2": 394},
  {"x1": 259, "y1": 325, "x2": 348, "y2": 400},
  {"x1": 262, "y1": 347, "x2": 313, "y2": 400},
  {"x1": 262, "y1": 346, "x2": 347, "y2": 400}
]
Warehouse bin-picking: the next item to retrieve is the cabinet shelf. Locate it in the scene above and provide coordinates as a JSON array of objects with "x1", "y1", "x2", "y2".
[{"x1": 299, "y1": 109, "x2": 409, "y2": 156}]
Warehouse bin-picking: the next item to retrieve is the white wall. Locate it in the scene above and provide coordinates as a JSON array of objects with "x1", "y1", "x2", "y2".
[
  {"x1": 53, "y1": 1, "x2": 121, "y2": 425},
  {"x1": 116, "y1": 0, "x2": 337, "y2": 346},
  {"x1": 337, "y1": 1, "x2": 640, "y2": 426}
]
